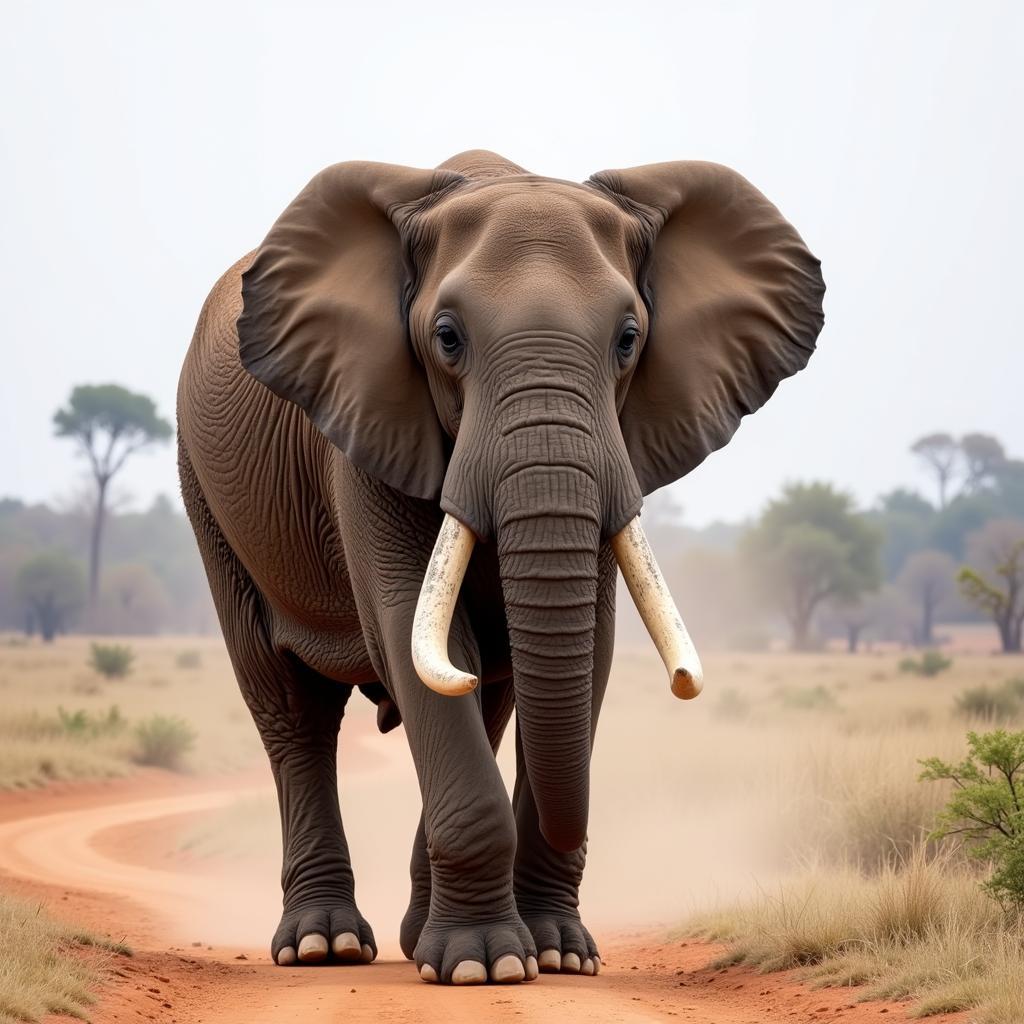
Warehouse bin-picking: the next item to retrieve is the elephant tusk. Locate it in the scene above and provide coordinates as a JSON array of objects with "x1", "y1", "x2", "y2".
[
  {"x1": 611, "y1": 517, "x2": 704, "y2": 700},
  {"x1": 412, "y1": 514, "x2": 479, "y2": 696}
]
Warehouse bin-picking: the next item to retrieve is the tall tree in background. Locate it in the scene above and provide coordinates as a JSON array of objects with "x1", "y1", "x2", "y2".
[
  {"x1": 897, "y1": 549, "x2": 957, "y2": 646},
  {"x1": 911, "y1": 433, "x2": 960, "y2": 509},
  {"x1": 742, "y1": 483, "x2": 881, "y2": 650},
  {"x1": 53, "y1": 385, "x2": 172, "y2": 607},
  {"x1": 958, "y1": 519, "x2": 1024, "y2": 653}
]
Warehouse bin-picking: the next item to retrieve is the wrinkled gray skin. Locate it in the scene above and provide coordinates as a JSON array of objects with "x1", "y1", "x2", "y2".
[{"x1": 177, "y1": 150, "x2": 824, "y2": 984}]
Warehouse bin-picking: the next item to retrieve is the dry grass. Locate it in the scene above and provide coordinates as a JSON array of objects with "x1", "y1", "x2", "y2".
[
  {"x1": 0, "y1": 634, "x2": 261, "y2": 788},
  {"x1": 0, "y1": 892, "x2": 130, "y2": 1024},
  {"x1": 684, "y1": 851, "x2": 1024, "y2": 1021}
]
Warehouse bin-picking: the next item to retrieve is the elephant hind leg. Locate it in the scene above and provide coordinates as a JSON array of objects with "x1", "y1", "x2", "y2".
[{"x1": 178, "y1": 439, "x2": 375, "y2": 966}]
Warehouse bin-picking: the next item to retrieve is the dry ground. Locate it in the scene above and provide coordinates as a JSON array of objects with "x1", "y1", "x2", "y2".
[{"x1": 0, "y1": 630, "x2": 1021, "y2": 1020}]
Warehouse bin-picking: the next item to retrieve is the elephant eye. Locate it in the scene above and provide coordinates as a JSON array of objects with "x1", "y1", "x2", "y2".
[
  {"x1": 435, "y1": 323, "x2": 464, "y2": 362},
  {"x1": 616, "y1": 325, "x2": 640, "y2": 363}
]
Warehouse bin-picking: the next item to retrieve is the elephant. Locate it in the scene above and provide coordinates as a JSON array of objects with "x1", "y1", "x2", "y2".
[{"x1": 176, "y1": 149, "x2": 824, "y2": 986}]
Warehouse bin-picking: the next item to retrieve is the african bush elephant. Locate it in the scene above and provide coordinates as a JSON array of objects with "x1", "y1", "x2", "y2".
[{"x1": 177, "y1": 149, "x2": 824, "y2": 985}]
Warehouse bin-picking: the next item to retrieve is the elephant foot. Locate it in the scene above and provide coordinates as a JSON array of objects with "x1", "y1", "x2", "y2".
[
  {"x1": 272, "y1": 901, "x2": 377, "y2": 966},
  {"x1": 399, "y1": 891, "x2": 430, "y2": 960},
  {"x1": 414, "y1": 914, "x2": 538, "y2": 985},
  {"x1": 519, "y1": 910, "x2": 600, "y2": 977}
]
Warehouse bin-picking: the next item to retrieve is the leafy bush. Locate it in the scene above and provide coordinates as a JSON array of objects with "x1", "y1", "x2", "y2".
[
  {"x1": 57, "y1": 705, "x2": 124, "y2": 739},
  {"x1": 920, "y1": 730, "x2": 1024, "y2": 911},
  {"x1": 956, "y1": 685, "x2": 1020, "y2": 722},
  {"x1": 899, "y1": 650, "x2": 952, "y2": 678},
  {"x1": 133, "y1": 715, "x2": 195, "y2": 771},
  {"x1": 89, "y1": 643, "x2": 135, "y2": 678},
  {"x1": 174, "y1": 649, "x2": 202, "y2": 670},
  {"x1": 778, "y1": 685, "x2": 837, "y2": 711}
]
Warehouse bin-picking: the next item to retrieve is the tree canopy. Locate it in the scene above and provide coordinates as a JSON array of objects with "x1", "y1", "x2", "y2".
[{"x1": 742, "y1": 483, "x2": 882, "y2": 649}]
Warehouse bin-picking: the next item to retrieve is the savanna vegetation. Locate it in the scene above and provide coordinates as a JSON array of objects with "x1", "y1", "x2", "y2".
[
  {"x1": 663, "y1": 649, "x2": 1024, "y2": 1023},
  {"x1": 0, "y1": 894, "x2": 130, "y2": 1024},
  {"x1": 0, "y1": 635, "x2": 258, "y2": 788}
]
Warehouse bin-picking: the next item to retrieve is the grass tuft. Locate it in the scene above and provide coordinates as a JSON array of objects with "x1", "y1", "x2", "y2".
[{"x1": 0, "y1": 894, "x2": 130, "y2": 1024}]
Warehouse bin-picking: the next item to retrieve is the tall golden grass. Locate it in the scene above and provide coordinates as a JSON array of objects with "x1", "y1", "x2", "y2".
[{"x1": 0, "y1": 894, "x2": 129, "y2": 1024}]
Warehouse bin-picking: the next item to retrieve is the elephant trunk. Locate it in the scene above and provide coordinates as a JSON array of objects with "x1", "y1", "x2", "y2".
[{"x1": 495, "y1": 463, "x2": 601, "y2": 854}]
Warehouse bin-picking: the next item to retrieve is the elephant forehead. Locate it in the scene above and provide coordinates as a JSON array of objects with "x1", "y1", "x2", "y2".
[{"x1": 423, "y1": 178, "x2": 637, "y2": 280}]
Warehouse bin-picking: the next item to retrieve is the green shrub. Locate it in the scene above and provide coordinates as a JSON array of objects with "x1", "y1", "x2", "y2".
[
  {"x1": 57, "y1": 705, "x2": 124, "y2": 738},
  {"x1": 778, "y1": 685, "x2": 837, "y2": 711},
  {"x1": 956, "y1": 685, "x2": 1020, "y2": 722},
  {"x1": 920, "y1": 730, "x2": 1024, "y2": 911},
  {"x1": 133, "y1": 715, "x2": 195, "y2": 771},
  {"x1": 174, "y1": 649, "x2": 202, "y2": 670},
  {"x1": 89, "y1": 643, "x2": 135, "y2": 678},
  {"x1": 712, "y1": 688, "x2": 751, "y2": 721},
  {"x1": 898, "y1": 650, "x2": 952, "y2": 678}
]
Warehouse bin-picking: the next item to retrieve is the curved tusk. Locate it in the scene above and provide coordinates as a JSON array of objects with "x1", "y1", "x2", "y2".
[
  {"x1": 611, "y1": 517, "x2": 704, "y2": 700},
  {"x1": 412, "y1": 514, "x2": 478, "y2": 696}
]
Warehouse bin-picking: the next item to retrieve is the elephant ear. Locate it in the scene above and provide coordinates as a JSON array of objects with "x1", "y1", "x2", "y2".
[
  {"x1": 238, "y1": 162, "x2": 464, "y2": 500},
  {"x1": 588, "y1": 161, "x2": 825, "y2": 495}
]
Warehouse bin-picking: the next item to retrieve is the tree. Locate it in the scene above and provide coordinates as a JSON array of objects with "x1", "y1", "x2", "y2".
[
  {"x1": 911, "y1": 433, "x2": 960, "y2": 509},
  {"x1": 821, "y1": 594, "x2": 875, "y2": 653},
  {"x1": 897, "y1": 549, "x2": 958, "y2": 646},
  {"x1": 742, "y1": 483, "x2": 882, "y2": 650},
  {"x1": 961, "y1": 433, "x2": 1006, "y2": 494},
  {"x1": 53, "y1": 385, "x2": 172, "y2": 607},
  {"x1": 15, "y1": 551, "x2": 86, "y2": 642},
  {"x1": 920, "y1": 730, "x2": 1024, "y2": 911},
  {"x1": 958, "y1": 519, "x2": 1024, "y2": 653}
]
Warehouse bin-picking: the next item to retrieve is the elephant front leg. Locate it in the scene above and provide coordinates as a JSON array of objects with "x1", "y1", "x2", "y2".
[
  {"x1": 381, "y1": 611, "x2": 536, "y2": 985},
  {"x1": 401, "y1": 679, "x2": 515, "y2": 962},
  {"x1": 512, "y1": 740, "x2": 600, "y2": 976}
]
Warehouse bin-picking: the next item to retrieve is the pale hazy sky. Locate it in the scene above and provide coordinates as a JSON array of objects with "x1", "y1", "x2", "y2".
[{"x1": 1, "y1": 0, "x2": 1021, "y2": 526}]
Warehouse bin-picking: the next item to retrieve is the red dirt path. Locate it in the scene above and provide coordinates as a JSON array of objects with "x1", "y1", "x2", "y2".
[{"x1": 0, "y1": 774, "x2": 969, "y2": 1024}]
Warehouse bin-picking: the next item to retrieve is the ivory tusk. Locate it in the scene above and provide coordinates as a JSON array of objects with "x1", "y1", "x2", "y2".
[
  {"x1": 611, "y1": 517, "x2": 704, "y2": 700},
  {"x1": 412, "y1": 514, "x2": 478, "y2": 696}
]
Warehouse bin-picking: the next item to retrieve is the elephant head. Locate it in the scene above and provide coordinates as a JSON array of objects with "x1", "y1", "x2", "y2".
[{"x1": 237, "y1": 150, "x2": 825, "y2": 852}]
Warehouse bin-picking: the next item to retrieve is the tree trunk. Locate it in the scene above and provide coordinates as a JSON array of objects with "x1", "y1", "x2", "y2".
[
  {"x1": 921, "y1": 597, "x2": 934, "y2": 647},
  {"x1": 88, "y1": 475, "x2": 109, "y2": 610},
  {"x1": 791, "y1": 607, "x2": 813, "y2": 651},
  {"x1": 847, "y1": 625, "x2": 861, "y2": 653}
]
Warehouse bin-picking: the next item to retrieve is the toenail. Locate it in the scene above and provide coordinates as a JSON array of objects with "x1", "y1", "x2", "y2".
[
  {"x1": 277, "y1": 946, "x2": 297, "y2": 966},
  {"x1": 491, "y1": 954, "x2": 526, "y2": 983},
  {"x1": 525, "y1": 955, "x2": 539, "y2": 981},
  {"x1": 420, "y1": 963, "x2": 439, "y2": 983},
  {"x1": 298, "y1": 934, "x2": 328, "y2": 962},
  {"x1": 561, "y1": 951, "x2": 581, "y2": 973},
  {"x1": 360, "y1": 943, "x2": 374, "y2": 963},
  {"x1": 332, "y1": 932, "x2": 361, "y2": 959},
  {"x1": 581, "y1": 957, "x2": 595, "y2": 975},
  {"x1": 538, "y1": 949, "x2": 561, "y2": 972},
  {"x1": 452, "y1": 960, "x2": 487, "y2": 985},
  {"x1": 593, "y1": 955, "x2": 601, "y2": 974}
]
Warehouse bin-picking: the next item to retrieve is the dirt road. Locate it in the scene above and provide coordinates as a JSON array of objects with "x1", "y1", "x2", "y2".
[{"x1": 0, "y1": 776, "x2": 965, "y2": 1023}]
